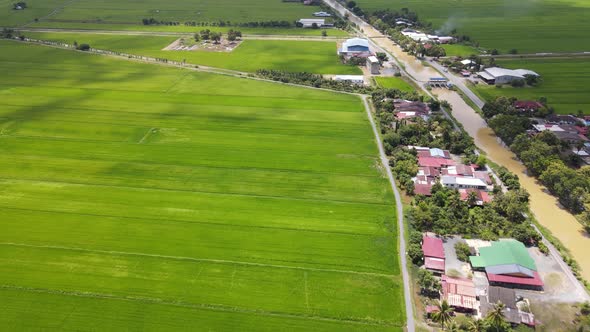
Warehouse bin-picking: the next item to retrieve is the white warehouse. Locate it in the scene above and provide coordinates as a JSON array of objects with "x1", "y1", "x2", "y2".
[{"x1": 477, "y1": 67, "x2": 539, "y2": 85}]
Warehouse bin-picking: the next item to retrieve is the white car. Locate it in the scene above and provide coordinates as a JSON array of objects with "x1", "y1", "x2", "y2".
[{"x1": 313, "y1": 12, "x2": 332, "y2": 17}]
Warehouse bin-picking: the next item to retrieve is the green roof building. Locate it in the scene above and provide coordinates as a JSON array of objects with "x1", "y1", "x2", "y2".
[{"x1": 470, "y1": 239, "x2": 537, "y2": 277}]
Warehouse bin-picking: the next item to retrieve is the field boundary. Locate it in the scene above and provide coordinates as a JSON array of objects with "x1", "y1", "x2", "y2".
[{"x1": 0, "y1": 242, "x2": 397, "y2": 278}]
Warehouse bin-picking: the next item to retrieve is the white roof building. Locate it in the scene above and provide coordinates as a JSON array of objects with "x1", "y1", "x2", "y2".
[
  {"x1": 477, "y1": 67, "x2": 540, "y2": 85},
  {"x1": 441, "y1": 175, "x2": 488, "y2": 190},
  {"x1": 333, "y1": 75, "x2": 365, "y2": 84},
  {"x1": 338, "y1": 38, "x2": 371, "y2": 56},
  {"x1": 297, "y1": 19, "x2": 325, "y2": 28}
]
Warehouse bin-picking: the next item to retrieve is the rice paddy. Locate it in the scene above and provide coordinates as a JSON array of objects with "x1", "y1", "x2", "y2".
[
  {"x1": 356, "y1": 0, "x2": 590, "y2": 53},
  {"x1": 0, "y1": 40, "x2": 403, "y2": 330}
]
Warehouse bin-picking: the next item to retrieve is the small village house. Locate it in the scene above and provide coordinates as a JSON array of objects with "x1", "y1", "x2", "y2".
[
  {"x1": 441, "y1": 275, "x2": 478, "y2": 312},
  {"x1": 297, "y1": 18, "x2": 327, "y2": 28},
  {"x1": 332, "y1": 75, "x2": 365, "y2": 85},
  {"x1": 422, "y1": 235, "x2": 445, "y2": 274},
  {"x1": 367, "y1": 56, "x2": 380, "y2": 74}
]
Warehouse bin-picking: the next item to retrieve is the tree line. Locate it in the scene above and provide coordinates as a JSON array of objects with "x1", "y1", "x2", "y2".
[
  {"x1": 193, "y1": 29, "x2": 242, "y2": 43},
  {"x1": 255, "y1": 69, "x2": 375, "y2": 94}
]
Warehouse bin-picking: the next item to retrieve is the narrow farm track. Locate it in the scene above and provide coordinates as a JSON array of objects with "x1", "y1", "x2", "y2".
[
  {"x1": 361, "y1": 96, "x2": 415, "y2": 332},
  {"x1": 17, "y1": 28, "x2": 342, "y2": 41}
]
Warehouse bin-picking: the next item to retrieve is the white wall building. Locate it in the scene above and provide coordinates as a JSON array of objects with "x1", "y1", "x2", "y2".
[
  {"x1": 333, "y1": 75, "x2": 365, "y2": 85},
  {"x1": 477, "y1": 67, "x2": 540, "y2": 85},
  {"x1": 367, "y1": 56, "x2": 380, "y2": 74},
  {"x1": 441, "y1": 176, "x2": 488, "y2": 190},
  {"x1": 297, "y1": 19, "x2": 325, "y2": 28}
]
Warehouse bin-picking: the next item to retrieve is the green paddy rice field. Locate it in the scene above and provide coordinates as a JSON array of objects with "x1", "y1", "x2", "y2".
[
  {"x1": 25, "y1": 31, "x2": 360, "y2": 74},
  {"x1": 473, "y1": 57, "x2": 590, "y2": 114},
  {"x1": 356, "y1": 0, "x2": 590, "y2": 53},
  {"x1": 0, "y1": 40, "x2": 403, "y2": 330},
  {"x1": 1, "y1": 0, "x2": 321, "y2": 27}
]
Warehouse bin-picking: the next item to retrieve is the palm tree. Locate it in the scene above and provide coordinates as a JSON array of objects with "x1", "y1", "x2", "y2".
[
  {"x1": 431, "y1": 300, "x2": 454, "y2": 330},
  {"x1": 446, "y1": 320, "x2": 461, "y2": 332},
  {"x1": 468, "y1": 318, "x2": 487, "y2": 332},
  {"x1": 486, "y1": 301, "x2": 507, "y2": 332}
]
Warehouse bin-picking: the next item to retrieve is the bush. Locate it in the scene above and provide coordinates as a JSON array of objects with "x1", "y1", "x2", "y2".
[
  {"x1": 511, "y1": 79, "x2": 525, "y2": 87},
  {"x1": 454, "y1": 242, "x2": 471, "y2": 262},
  {"x1": 76, "y1": 43, "x2": 90, "y2": 51},
  {"x1": 538, "y1": 241, "x2": 549, "y2": 255},
  {"x1": 408, "y1": 243, "x2": 424, "y2": 265}
]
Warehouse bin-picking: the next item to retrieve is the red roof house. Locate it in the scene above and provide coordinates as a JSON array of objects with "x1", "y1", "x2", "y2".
[
  {"x1": 422, "y1": 236, "x2": 445, "y2": 273},
  {"x1": 414, "y1": 183, "x2": 433, "y2": 196},
  {"x1": 418, "y1": 156, "x2": 456, "y2": 168},
  {"x1": 441, "y1": 275, "x2": 478, "y2": 310},
  {"x1": 487, "y1": 271, "x2": 544, "y2": 288},
  {"x1": 514, "y1": 101, "x2": 543, "y2": 112}
]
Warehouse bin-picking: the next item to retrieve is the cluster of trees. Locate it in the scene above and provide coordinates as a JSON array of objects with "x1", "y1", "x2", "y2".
[
  {"x1": 430, "y1": 300, "x2": 513, "y2": 332},
  {"x1": 194, "y1": 29, "x2": 242, "y2": 43},
  {"x1": 194, "y1": 29, "x2": 222, "y2": 43},
  {"x1": 1, "y1": 28, "x2": 17, "y2": 39},
  {"x1": 75, "y1": 42, "x2": 90, "y2": 51},
  {"x1": 511, "y1": 132, "x2": 590, "y2": 218},
  {"x1": 141, "y1": 18, "x2": 180, "y2": 26},
  {"x1": 388, "y1": 30, "x2": 446, "y2": 58},
  {"x1": 344, "y1": 0, "x2": 364, "y2": 17},
  {"x1": 255, "y1": 69, "x2": 375, "y2": 93},
  {"x1": 370, "y1": 8, "x2": 421, "y2": 29},
  {"x1": 342, "y1": 55, "x2": 366, "y2": 65},
  {"x1": 496, "y1": 165, "x2": 520, "y2": 191},
  {"x1": 410, "y1": 184, "x2": 541, "y2": 244},
  {"x1": 417, "y1": 269, "x2": 441, "y2": 297},
  {"x1": 482, "y1": 96, "x2": 553, "y2": 145},
  {"x1": 226, "y1": 29, "x2": 242, "y2": 41},
  {"x1": 407, "y1": 230, "x2": 424, "y2": 265},
  {"x1": 454, "y1": 242, "x2": 471, "y2": 262}
]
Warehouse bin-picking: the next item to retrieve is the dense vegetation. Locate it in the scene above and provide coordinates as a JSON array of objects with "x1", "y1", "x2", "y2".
[
  {"x1": 371, "y1": 88, "x2": 542, "y2": 246},
  {"x1": 511, "y1": 133, "x2": 590, "y2": 220},
  {"x1": 0, "y1": 41, "x2": 404, "y2": 330},
  {"x1": 482, "y1": 95, "x2": 590, "y2": 227},
  {"x1": 256, "y1": 69, "x2": 372, "y2": 93}
]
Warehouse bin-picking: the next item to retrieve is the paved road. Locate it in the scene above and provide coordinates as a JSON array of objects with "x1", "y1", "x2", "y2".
[
  {"x1": 428, "y1": 60, "x2": 486, "y2": 109},
  {"x1": 361, "y1": 96, "x2": 415, "y2": 332}
]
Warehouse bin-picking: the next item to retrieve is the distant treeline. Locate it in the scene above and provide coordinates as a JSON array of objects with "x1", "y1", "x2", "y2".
[
  {"x1": 142, "y1": 18, "x2": 293, "y2": 28},
  {"x1": 256, "y1": 69, "x2": 374, "y2": 94}
]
